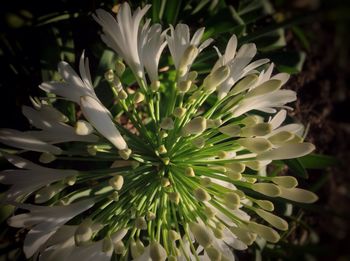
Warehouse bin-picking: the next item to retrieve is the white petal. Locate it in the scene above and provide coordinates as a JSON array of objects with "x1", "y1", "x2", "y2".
[
  {"x1": 80, "y1": 96, "x2": 127, "y2": 150},
  {"x1": 257, "y1": 143, "x2": 315, "y2": 160},
  {"x1": 0, "y1": 129, "x2": 62, "y2": 155},
  {"x1": 269, "y1": 110, "x2": 287, "y2": 129}
]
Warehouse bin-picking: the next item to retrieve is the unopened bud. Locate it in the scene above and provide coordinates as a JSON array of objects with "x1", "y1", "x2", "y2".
[
  {"x1": 230, "y1": 74, "x2": 258, "y2": 95},
  {"x1": 271, "y1": 176, "x2": 298, "y2": 188},
  {"x1": 217, "y1": 151, "x2": 227, "y2": 159},
  {"x1": 213, "y1": 228, "x2": 224, "y2": 239},
  {"x1": 241, "y1": 123, "x2": 272, "y2": 137},
  {"x1": 109, "y1": 191, "x2": 119, "y2": 201},
  {"x1": 118, "y1": 89, "x2": 128, "y2": 100},
  {"x1": 185, "y1": 167, "x2": 195, "y2": 177},
  {"x1": 161, "y1": 177, "x2": 170, "y2": 187},
  {"x1": 65, "y1": 175, "x2": 77, "y2": 186},
  {"x1": 104, "y1": 69, "x2": 114, "y2": 82},
  {"x1": 247, "y1": 222, "x2": 280, "y2": 243},
  {"x1": 224, "y1": 192, "x2": 240, "y2": 209},
  {"x1": 133, "y1": 92, "x2": 145, "y2": 104},
  {"x1": 178, "y1": 80, "x2": 192, "y2": 93},
  {"x1": 114, "y1": 240, "x2": 125, "y2": 254},
  {"x1": 237, "y1": 138, "x2": 272, "y2": 153},
  {"x1": 87, "y1": 145, "x2": 97, "y2": 156},
  {"x1": 200, "y1": 177, "x2": 211, "y2": 187},
  {"x1": 173, "y1": 107, "x2": 186, "y2": 118},
  {"x1": 178, "y1": 45, "x2": 198, "y2": 77},
  {"x1": 255, "y1": 209, "x2": 288, "y2": 231},
  {"x1": 115, "y1": 60, "x2": 126, "y2": 77},
  {"x1": 39, "y1": 152, "x2": 56, "y2": 164},
  {"x1": 219, "y1": 124, "x2": 240, "y2": 137},
  {"x1": 252, "y1": 183, "x2": 281, "y2": 197},
  {"x1": 256, "y1": 200, "x2": 274, "y2": 211},
  {"x1": 204, "y1": 206, "x2": 216, "y2": 218},
  {"x1": 109, "y1": 175, "x2": 124, "y2": 190},
  {"x1": 75, "y1": 222, "x2": 92, "y2": 246},
  {"x1": 118, "y1": 148, "x2": 132, "y2": 160},
  {"x1": 146, "y1": 211, "x2": 156, "y2": 221},
  {"x1": 157, "y1": 145, "x2": 167, "y2": 154},
  {"x1": 151, "y1": 80, "x2": 160, "y2": 92},
  {"x1": 135, "y1": 217, "x2": 147, "y2": 230},
  {"x1": 194, "y1": 188, "x2": 211, "y2": 202},
  {"x1": 188, "y1": 71, "x2": 198, "y2": 81},
  {"x1": 169, "y1": 230, "x2": 180, "y2": 241},
  {"x1": 206, "y1": 246, "x2": 222, "y2": 261},
  {"x1": 169, "y1": 191, "x2": 180, "y2": 204},
  {"x1": 225, "y1": 162, "x2": 245, "y2": 173},
  {"x1": 150, "y1": 241, "x2": 167, "y2": 261},
  {"x1": 102, "y1": 237, "x2": 113, "y2": 252},
  {"x1": 182, "y1": 117, "x2": 207, "y2": 136},
  {"x1": 268, "y1": 131, "x2": 294, "y2": 145},
  {"x1": 227, "y1": 171, "x2": 242, "y2": 180},
  {"x1": 75, "y1": 120, "x2": 94, "y2": 135},
  {"x1": 245, "y1": 79, "x2": 282, "y2": 99},
  {"x1": 189, "y1": 222, "x2": 213, "y2": 248},
  {"x1": 160, "y1": 117, "x2": 174, "y2": 130},
  {"x1": 203, "y1": 65, "x2": 230, "y2": 93},
  {"x1": 192, "y1": 137, "x2": 205, "y2": 148}
]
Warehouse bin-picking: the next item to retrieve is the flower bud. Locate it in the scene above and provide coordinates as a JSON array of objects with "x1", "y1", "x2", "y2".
[
  {"x1": 150, "y1": 241, "x2": 167, "y2": 261},
  {"x1": 251, "y1": 183, "x2": 281, "y2": 197},
  {"x1": 130, "y1": 239, "x2": 143, "y2": 259},
  {"x1": 279, "y1": 187, "x2": 318, "y2": 203},
  {"x1": 173, "y1": 107, "x2": 186, "y2": 118},
  {"x1": 256, "y1": 200, "x2": 274, "y2": 211},
  {"x1": 241, "y1": 123, "x2": 272, "y2": 137},
  {"x1": 87, "y1": 145, "x2": 97, "y2": 155},
  {"x1": 118, "y1": 148, "x2": 132, "y2": 160},
  {"x1": 185, "y1": 167, "x2": 195, "y2": 177},
  {"x1": 115, "y1": 60, "x2": 125, "y2": 77},
  {"x1": 157, "y1": 145, "x2": 167, "y2": 154},
  {"x1": 178, "y1": 80, "x2": 192, "y2": 93},
  {"x1": 169, "y1": 192, "x2": 180, "y2": 204},
  {"x1": 206, "y1": 245, "x2": 222, "y2": 261},
  {"x1": 227, "y1": 171, "x2": 242, "y2": 180},
  {"x1": 213, "y1": 228, "x2": 224, "y2": 239},
  {"x1": 204, "y1": 206, "x2": 216, "y2": 218},
  {"x1": 104, "y1": 69, "x2": 114, "y2": 82},
  {"x1": 160, "y1": 130, "x2": 168, "y2": 138},
  {"x1": 109, "y1": 191, "x2": 119, "y2": 201},
  {"x1": 169, "y1": 230, "x2": 181, "y2": 241},
  {"x1": 230, "y1": 74, "x2": 258, "y2": 95},
  {"x1": 135, "y1": 217, "x2": 147, "y2": 230},
  {"x1": 189, "y1": 222, "x2": 213, "y2": 248},
  {"x1": 151, "y1": 80, "x2": 160, "y2": 92},
  {"x1": 200, "y1": 177, "x2": 211, "y2": 187},
  {"x1": 192, "y1": 137, "x2": 205, "y2": 148},
  {"x1": 245, "y1": 79, "x2": 282, "y2": 99},
  {"x1": 65, "y1": 175, "x2": 77, "y2": 186},
  {"x1": 182, "y1": 117, "x2": 207, "y2": 136},
  {"x1": 194, "y1": 188, "x2": 211, "y2": 202},
  {"x1": 219, "y1": 124, "x2": 241, "y2": 137},
  {"x1": 268, "y1": 131, "x2": 294, "y2": 145},
  {"x1": 178, "y1": 45, "x2": 198, "y2": 77},
  {"x1": 109, "y1": 175, "x2": 124, "y2": 190},
  {"x1": 75, "y1": 222, "x2": 93, "y2": 246},
  {"x1": 133, "y1": 92, "x2": 145, "y2": 104},
  {"x1": 271, "y1": 176, "x2": 298, "y2": 188},
  {"x1": 75, "y1": 120, "x2": 94, "y2": 135},
  {"x1": 238, "y1": 138, "x2": 272, "y2": 153},
  {"x1": 113, "y1": 77, "x2": 122, "y2": 90},
  {"x1": 203, "y1": 65, "x2": 230, "y2": 93},
  {"x1": 241, "y1": 115, "x2": 263, "y2": 126},
  {"x1": 255, "y1": 209, "x2": 288, "y2": 231},
  {"x1": 230, "y1": 226, "x2": 256, "y2": 246},
  {"x1": 146, "y1": 211, "x2": 156, "y2": 221},
  {"x1": 39, "y1": 152, "x2": 56, "y2": 164},
  {"x1": 102, "y1": 237, "x2": 113, "y2": 252},
  {"x1": 247, "y1": 222, "x2": 280, "y2": 243},
  {"x1": 225, "y1": 162, "x2": 245, "y2": 173},
  {"x1": 168, "y1": 256, "x2": 177, "y2": 261},
  {"x1": 160, "y1": 117, "x2": 174, "y2": 130},
  {"x1": 118, "y1": 89, "x2": 128, "y2": 100},
  {"x1": 35, "y1": 183, "x2": 63, "y2": 203},
  {"x1": 114, "y1": 240, "x2": 125, "y2": 254},
  {"x1": 161, "y1": 177, "x2": 170, "y2": 187},
  {"x1": 224, "y1": 192, "x2": 240, "y2": 210}
]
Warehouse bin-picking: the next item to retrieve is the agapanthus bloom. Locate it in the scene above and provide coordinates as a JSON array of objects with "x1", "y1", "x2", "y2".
[{"x1": 0, "y1": 3, "x2": 317, "y2": 260}]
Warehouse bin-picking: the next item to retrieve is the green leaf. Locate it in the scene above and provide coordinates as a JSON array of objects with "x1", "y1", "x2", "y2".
[
  {"x1": 298, "y1": 154, "x2": 338, "y2": 169},
  {"x1": 267, "y1": 50, "x2": 306, "y2": 74},
  {"x1": 164, "y1": 0, "x2": 182, "y2": 24},
  {"x1": 284, "y1": 158, "x2": 308, "y2": 179}
]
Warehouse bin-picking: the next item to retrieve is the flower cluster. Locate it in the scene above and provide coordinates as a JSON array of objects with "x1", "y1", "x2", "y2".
[{"x1": 0, "y1": 3, "x2": 317, "y2": 261}]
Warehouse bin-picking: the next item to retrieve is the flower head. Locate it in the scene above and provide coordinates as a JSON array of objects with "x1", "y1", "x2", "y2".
[{"x1": 0, "y1": 3, "x2": 317, "y2": 260}]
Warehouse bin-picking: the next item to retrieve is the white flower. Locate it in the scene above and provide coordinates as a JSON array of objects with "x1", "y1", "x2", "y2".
[
  {"x1": 213, "y1": 34, "x2": 269, "y2": 99},
  {"x1": 139, "y1": 20, "x2": 167, "y2": 83},
  {"x1": 93, "y1": 3, "x2": 151, "y2": 78},
  {"x1": 166, "y1": 24, "x2": 213, "y2": 78},
  {"x1": 8, "y1": 200, "x2": 94, "y2": 258},
  {"x1": 22, "y1": 105, "x2": 98, "y2": 144},
  {"x1": 0, "y1": 154, "x2": 77, "y2": 202},
  {"x1": 40, "y1": 52, "x2": 98, "y2": 103}
]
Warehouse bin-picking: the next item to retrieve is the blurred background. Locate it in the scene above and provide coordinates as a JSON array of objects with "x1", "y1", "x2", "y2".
[{"x1": 0, "y1": 0, "x2": 349, "y2": 260}]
